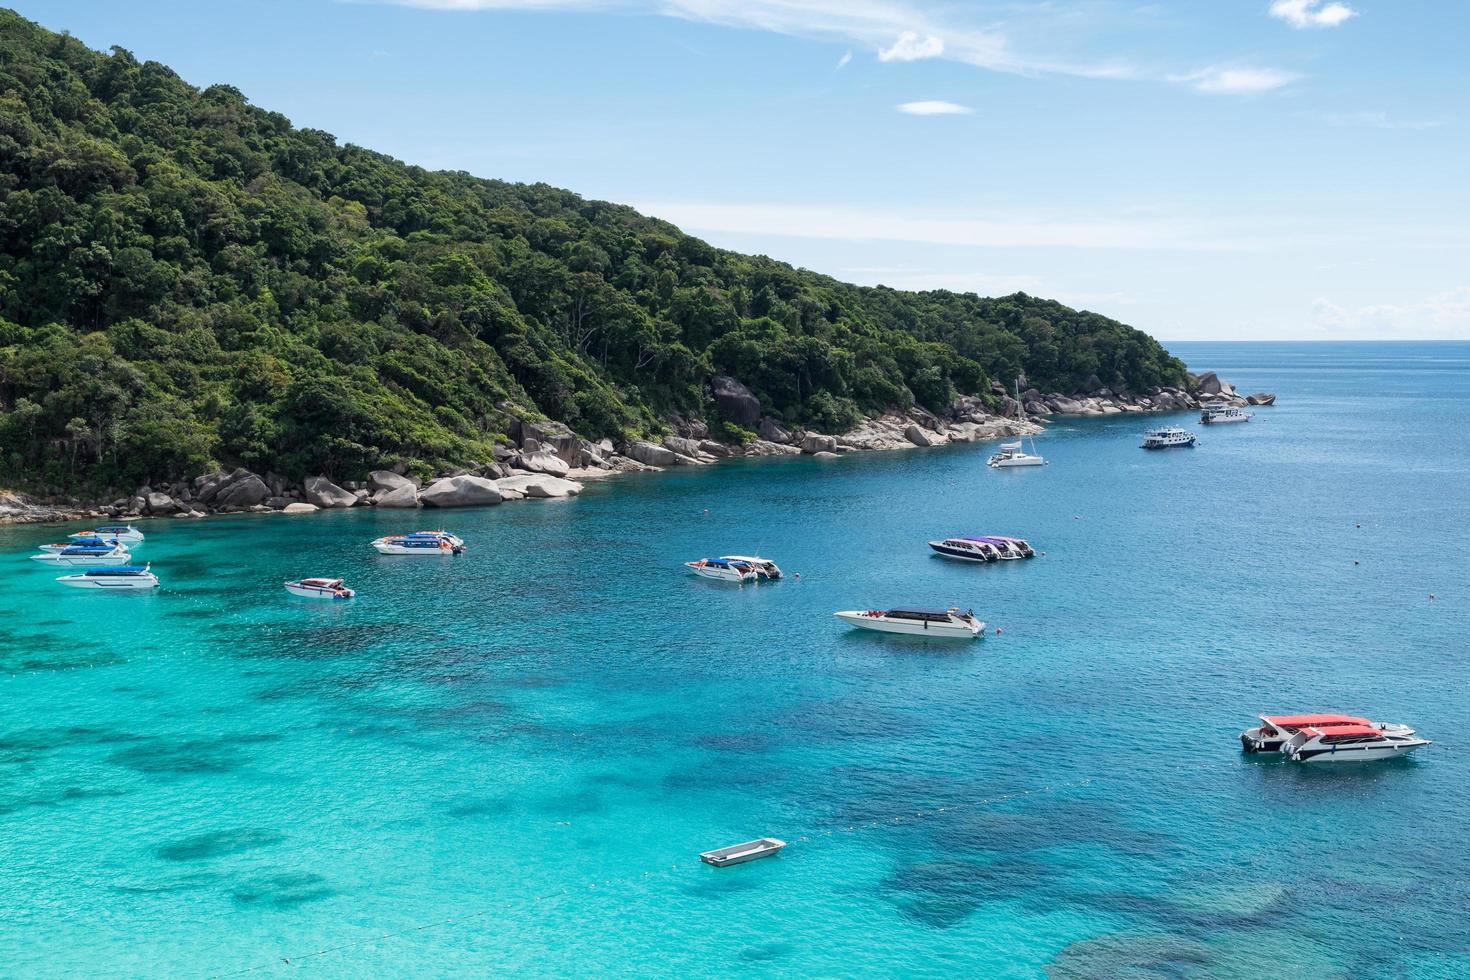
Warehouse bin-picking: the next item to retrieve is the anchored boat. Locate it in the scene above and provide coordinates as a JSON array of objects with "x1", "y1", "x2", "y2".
[
  {"x1": 40, "y1": 535, "x2": 123, "y2": 553},
  {"x1": 685, "y1": 555, "x2": 783, "y2": 583},
  {"x1": 1240, "y1": 713, "x2": 1415, "y2": 753},
  {"x1": 372, "y1": 530, "x2": 465, "y2": 555},
  {"x1": 284, "y1": 577, "x2": 356, "y2": 599},
  {"x1": 1283, "y1": 725, "x2": 1430, "y2": 763},
  {"x1": 57, "y1": 565, "x2": 159, "y2": 590},
  {"x1": 700, "y1": 838, "x2": 786, "y2": 867},
  {"x1": 834, "y1": 607, "x2": 985, "y2": 639},
  {"x1": 988, "y1": 380, "x2": 1048, "y2": 468},
  {"x1": 30, "y1": 545, "x2": 131, "y2": 567},
  {"x1": 1200, "y1": 403, "x2": 1253, "y2": 425},
  {"x1": 1140, "y1": 426, "x2": 1197, "y2": 449},
  {"x1": 70, "y1": 524, "x2": 144, "y2": 544}
]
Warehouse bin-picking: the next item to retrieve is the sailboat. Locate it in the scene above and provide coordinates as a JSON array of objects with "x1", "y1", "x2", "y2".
[{"x1": 987, "y1": 380, "x2": 1048, "y2": 468}]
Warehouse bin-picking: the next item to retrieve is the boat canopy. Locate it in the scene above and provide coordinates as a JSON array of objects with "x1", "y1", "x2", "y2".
[
  {"x1": 887, "y1": 607, "x2": 957, "y2": 620},
  {"x1": 700, "y1": 558, "x2": 749, "y2": 568},
  {"x1": 96, "y1": 525, "x2": 132, "y2": 532},
  {"x1": 1261, "y1": 713, "x2": 1368, "y2": 728},
  {"x1": 84, "y1": 566, "x2": 150, "y2": 575},
  {"x1": 59, "y1": 546, "x2": 117, "y2": 555},
  {"x1": 299, "y1": 578, "x2": 344, "y2": 587},
  {"x1": 1300, "y1": 725, "x2": 1383, "y2": 739}
]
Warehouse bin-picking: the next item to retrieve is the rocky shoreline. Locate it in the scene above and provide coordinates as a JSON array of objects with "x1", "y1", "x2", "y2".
[{"x1": 0, "y1": 372, "x2": 1270, "y2": 527}]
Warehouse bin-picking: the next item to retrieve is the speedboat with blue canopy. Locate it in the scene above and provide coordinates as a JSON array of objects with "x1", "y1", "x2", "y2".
[
  {"x1": 41, "y1": 535, "x2": 122, "y2": 553},
  {"x1": 57, "y1": 565, "x2": 158, "y2": 589},
  {"x1": 31, "y1": 544, "x2": 132, "y2": 567},
  {"x1": 71, "y1": 524, "x2": 144, "y2": 543},
  {"x1": 372, "y1": 531, "x2": 465, "y2": 555},
  {"x1": 833, "y1": 607, "x2": 985, "y2": 638}
]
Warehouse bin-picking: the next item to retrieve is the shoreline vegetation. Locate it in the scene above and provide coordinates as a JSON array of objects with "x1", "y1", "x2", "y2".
[{"x1": 0, "y1": 11, "x2": 1266, "y2": 525}]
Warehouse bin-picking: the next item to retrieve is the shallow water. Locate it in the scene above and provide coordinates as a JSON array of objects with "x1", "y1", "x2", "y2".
[{"x1": 2, "y1": 342, "x2": 1467, "y2": 977}]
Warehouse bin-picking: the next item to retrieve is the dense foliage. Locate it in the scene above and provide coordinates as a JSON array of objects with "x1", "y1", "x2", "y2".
[{"x1": 0, "y1": 9, "x2": 1186, "y2": 492}]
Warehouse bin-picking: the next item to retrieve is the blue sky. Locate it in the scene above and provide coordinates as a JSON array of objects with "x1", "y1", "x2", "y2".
[{"x1": 12, "y1": 0, "x2": 1469, "y2": 339}]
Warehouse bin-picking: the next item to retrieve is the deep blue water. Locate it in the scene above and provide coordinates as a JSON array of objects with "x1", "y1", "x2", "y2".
[{"x1": 2, "y1": 342, "x2": 1467, "y2": 977}]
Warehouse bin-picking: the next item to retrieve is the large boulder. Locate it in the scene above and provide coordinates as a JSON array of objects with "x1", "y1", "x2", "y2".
[
  {"x1": 372, "y1": 484, "x2": 420, "y2": 508},
  {"x1": 515, "y1": 451, "x2": 571, "y2": 477},
  {"x1": 1247, "y1": 391, "x2": 1276, "y2": 406},
  {"x1": 710, "y1": 376, "x2": 761, "y2": 425},
  {"x1": 145, "y1": 491, "x2": 179, "y2": 515},
  {"x1": 419, "y1": 475, "x2": 503, "y2": 508},
  {"x1": 215, "y1": 474, "x2": 269, "y2": 508},
  {"x1": 195, "y1": 467, "x2": 254, "y2": 504},
  {"x1": 757, "y1": 417, "x2": 792, "y2": 444},
  {"x1": 368, "y1": 470, "x2": 417, "y2": 493},
  {"x1": 663, "y1": 436, "x2": 704, "y2": 458},
  {"x1": 511, "y1": 417, "x2": 581, "y2": 465},
  {"x1": 698, "y1": 440, "x2": 733, "y2": 458},
  {"x1": 903, "y1": 424, "x2": 934, "y2": 448},
  {"x1": 496, "y1": 474, "x2": 584, "y2": 498},
  {"x1": 801, "y1": 433, "x2": 837, "y2": 454},
  {"x1": 281, "y1": 502, "x2": 318, "y2": 514},
  {"x1": 303, "y1": 476, "x2": 358, "y2": 508},
  {"x1": 1195, "y1": 371, "x2": 1224, "y2": 396},
  {"x1": 624, "y1": 440, "x2": 680, "y2": 466}
]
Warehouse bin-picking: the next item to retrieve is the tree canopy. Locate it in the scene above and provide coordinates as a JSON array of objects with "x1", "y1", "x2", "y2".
[{"x1": 0, "y1": 9, "x2": 1187, "y2": 492}]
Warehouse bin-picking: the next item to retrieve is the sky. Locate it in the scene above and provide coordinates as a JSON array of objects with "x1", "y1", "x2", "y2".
[{"x1": 10, "y1": 0, "x2": 1469, "y2": 340}]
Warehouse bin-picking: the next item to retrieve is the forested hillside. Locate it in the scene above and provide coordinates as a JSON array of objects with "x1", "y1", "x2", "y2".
[{"x1": 0, "y1": 8, "x2": 1186, "y2": 492}]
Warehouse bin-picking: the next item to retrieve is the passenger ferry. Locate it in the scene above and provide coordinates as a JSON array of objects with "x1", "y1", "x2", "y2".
[
  {"x1": 834, "y1": 607, "x2": 985, "y2": 639},
  {"x1": 1240, "y1": 713, "x2": 1414, "y2": 753},
  {"x1": 57, "y1": 565, "x2": 159, "y2": 590},
  {"x1": 1140, "y1": 426, "x2": 1197, "y2": 449},
  {"x1": 1283, "y1": 725, "x2": 1431, "y2": 763},
  {"x1": 1200, "y1": 404, "x2": 1253, "y2": 425}
]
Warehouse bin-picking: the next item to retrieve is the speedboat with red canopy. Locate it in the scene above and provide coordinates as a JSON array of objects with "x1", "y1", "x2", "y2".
[
  {"x1": 1241, "y1": 713, "x2": 1416, "y2": 753},
  {"x1": 1283, "y1": 724, "x2": 1431, "y2": 763}
]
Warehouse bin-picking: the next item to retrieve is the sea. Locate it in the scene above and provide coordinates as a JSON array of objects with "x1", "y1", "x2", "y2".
[{"x1": 2, "y1": 341, "x2": 1467, "y2": 978}]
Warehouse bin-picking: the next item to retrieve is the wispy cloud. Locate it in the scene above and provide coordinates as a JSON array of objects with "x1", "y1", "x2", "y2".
[
  {"x1": 1178, "y1": 66, "x2": 1299, "y2": 95},
  {"x1": 633, "y1": 201, "x2": 1263, "y2": 252},
  {"x1": 835, "y1": 49, "x2": 852, "y2": 70},
  {"x1": 1269, "y1": 0, "x2": 1357, "y2": 29},
  {"x1": 1324, "y1": 110, "x2": 1443, "y2": 130},
  {"x1": 1313, "y1": 288, "x2": 1470, "y2": 338},
  {"x1": 368, "y1": 0, "x2": 1295, "y2": 96},
  {"x1": 878, "y1": 30, "x2": 943, "y2": 62},
  {"x1": 896, "y1": 100, "x2": 972, "y2": 115}
]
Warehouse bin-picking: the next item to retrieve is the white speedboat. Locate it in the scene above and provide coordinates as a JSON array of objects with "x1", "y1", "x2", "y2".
[
  {"x1": 1283, "y1": 724, "x2": 1430, "y2": 763},
  {"x1": 285, "y1": 577, "x2": 356, "y2": 599},
  {"x1": 41, "y1": 535, "x2": 123, "y2": 552},
  {"x1": 1141, "y1": 426, "x2": 1197, "y2": 449},
  {"x1": 1239, "y1": 713, "x2": 1415, "y2": 753},
  {"x1": 928, "y1": 537, "x2": 1002, "y2": 562},
  {"x1": 721, "y1": 556, "x2": 782, "y2": 581},
  {"x1": 834, "y1": 607, "x2": 985, "y2": 639},
  {"x1": 372, "y1": 531, "x2": 465, "y2": 555},
  {"x1": 30, "y1": 545, "x2": 132, "y2": 567},
  {"x1": 1200, "y1": 404, "x2": 1253, "y2": 424},
  {"x1": 988, "y1": 379, "x2": 1048, "y2": 468},
  {"x1": 71, "y1": 524, "x2": 144, "y2": 543},
  {"x1": 989, "y1": 536, "x2": 1035, "y2": 558},
  {"x1": 685, "y1": 557, "x2": 757, "y2": 583},
  {"x1": 57, "y1": 565, "x2": 158, "y2": 589}
]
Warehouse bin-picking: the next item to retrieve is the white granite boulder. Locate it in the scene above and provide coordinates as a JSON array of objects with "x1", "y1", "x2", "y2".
[
  {"x1": 419, "y1": 475, "x2": 503, "y2": 508},
  {"x1": 304, "y1": 476, "x2": 358, "y2": 508}
]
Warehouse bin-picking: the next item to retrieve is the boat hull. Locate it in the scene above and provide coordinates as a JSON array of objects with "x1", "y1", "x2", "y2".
[
  {"x1": 31, "y1": 553, "x2": 130, "y2": 566},
  {"x1": 1141, "y1": 439, "x2": 1196, "y2": 449},
  {"x1": 285, "y1": 583, "x2": 354, "y2": 599},
  {"x1": 1291, "y1": 742, "x2": 1429, "y2": 763},
  {"x1": 372, "y1": 542, "x2": 459, "y2": 555},
  {"x1": 59, "y1": 576, "x2": 158, "y2": 590},
  {"x1": 687, "y1": 564, "x2": 752, "y2": 583},
  {"x1": 927, "y1": 542, "x2": 995, "y2": 562},
  {"x1": 988, "y1": 455, "x2": 1047, "y2": 468},
  {"x1": 834, "y1": 612, "x2": 983, "y2": 639}
]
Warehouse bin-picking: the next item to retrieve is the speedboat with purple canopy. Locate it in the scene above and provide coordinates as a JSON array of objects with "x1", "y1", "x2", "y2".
[{"x1": 927, "y1": 537, "x2": 1003, "y2": 562}]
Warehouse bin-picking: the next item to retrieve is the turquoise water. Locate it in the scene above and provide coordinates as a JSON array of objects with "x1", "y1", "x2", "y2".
[{"x1": 3, "y1": 342, "x2": 1468, "y2": 977}]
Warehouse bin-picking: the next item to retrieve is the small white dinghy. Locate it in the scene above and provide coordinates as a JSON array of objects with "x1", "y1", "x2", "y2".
[
  {"x1": 57, "y1": 565, "x2": 159, "y2": 590},
  {"x1": 834, "y1": 607, "x2": 985, "y2": 639},
  {"x1": 700, "y1": 838, "x2": 787, "y2": 867},
  {"x1": 284, "y1": 577, "x2": 356, "y2": 599}
]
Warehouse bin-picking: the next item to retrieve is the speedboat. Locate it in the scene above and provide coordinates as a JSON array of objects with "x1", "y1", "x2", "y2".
[
  {"x1": 928, "y1": 537, "x2": 1002, "y2": 562},
  {"x1": 686, "y1": 557, "x2": 757, "y2": 583},
  {"x1": 1239, "y1": 713, "x2": 1415, "y2": 753},
  {"x1": 834, "y1": 607, "x2": 985, "y2": 639},
  {"x1": 71, "y1": 524, "x2": 144, "y2": 543},
  {"x1": 1283, "y1": 725, "x2": 1431, "y2": 763},
  {"x1": 57, "y1": 565, "x2": 159, "y2": 589},
  {"x1": 284, "y1": 577, "x2": 356, "y2": 599},
  {"x1": 372, "y1": 531, "x2": 465, "y2": 555},
  {"x1": 989, "y1": 536, "x2": 1035, "y2": 558},
  {"x1": 1200, "y1": 404, "x2": 1253, "y2": 424},
  {"x1": 720, "y1": 556, "x2": 782, "y2": 581},
  {"x1": 30, "y1": 545, "x2": 132, "y2": 567},
  {"x1": 1141, "y1": 426, "x2": 1197, "y2": 449},
  {"x1": 41, "y1": 535, "x2": 122, "y2": 552}
]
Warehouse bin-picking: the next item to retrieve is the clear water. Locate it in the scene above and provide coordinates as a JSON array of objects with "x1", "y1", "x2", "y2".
[{"x1": 2, "y1": 342, "x2": 1467, "y2": 978}]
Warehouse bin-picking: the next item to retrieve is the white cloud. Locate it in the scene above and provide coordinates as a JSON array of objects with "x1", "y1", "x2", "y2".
[
  {"x1": 1324, "y1": 110, "x2": 1443, "y2": 130},
  {"x1": 835, "y1": 49, "x2": 852, "y2": 70},
  {"x1": 1269, "y1": 0, "x2": 1356, "y2": 29},
  {"x1": 633, "y1": 201, "x2": 1260, "y2": 252},
  {"x1": 1312, "y1": 288, "x2": 1470, "y2": 338},
  {"x1": 896, "y1": 100, "x2": 972, "y2": 115},
  {"x1": 1179, "y1": 66, "x2": 1299, "y2": 95},
  {"x1": 878, "y1": 30, "x2": 943, "y2": 62}
]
